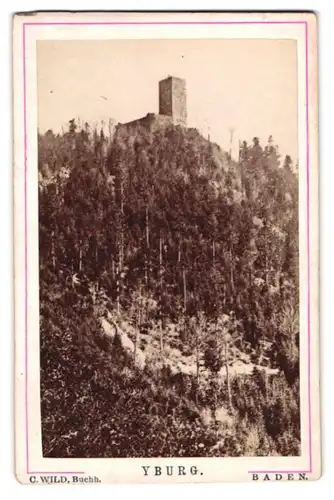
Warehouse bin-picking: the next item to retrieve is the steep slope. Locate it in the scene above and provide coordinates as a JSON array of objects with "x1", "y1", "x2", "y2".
[{"x1": 39, "y1": 120, "x2": 300, "y2": 458}]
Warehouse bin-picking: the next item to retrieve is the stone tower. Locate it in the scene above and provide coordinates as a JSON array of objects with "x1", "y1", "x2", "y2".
[{"x1": 159, "y1": 76, "x2": 187, "y2": 127}]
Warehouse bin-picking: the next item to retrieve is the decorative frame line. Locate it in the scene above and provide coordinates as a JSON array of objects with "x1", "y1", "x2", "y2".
[{"x1": 21, "y1": 19, "x2": 311, "y2": 477}]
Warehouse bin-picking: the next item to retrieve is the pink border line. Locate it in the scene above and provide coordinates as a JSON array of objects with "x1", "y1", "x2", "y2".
[{"x1": 22, "y1": 19, "x2": 311, "y2": 477}]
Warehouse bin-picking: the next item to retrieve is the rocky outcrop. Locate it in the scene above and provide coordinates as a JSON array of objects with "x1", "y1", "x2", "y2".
[{"x1": 100, "y1": 316, "x2": 146, "y2": 369}]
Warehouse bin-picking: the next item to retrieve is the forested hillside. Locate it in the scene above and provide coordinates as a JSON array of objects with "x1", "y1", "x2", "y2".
[{"x1": 39, "y1": 119, "x2": 300, "y2": 458}]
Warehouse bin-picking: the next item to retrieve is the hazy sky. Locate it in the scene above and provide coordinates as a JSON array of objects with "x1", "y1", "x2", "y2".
[{"x1": 37, "y1": 38, "x2": 298, "y2": 161}]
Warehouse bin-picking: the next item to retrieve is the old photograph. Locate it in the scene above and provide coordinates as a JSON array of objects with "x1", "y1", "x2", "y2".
[
  {"x1": 38, "y1": 38, "x2": 300, "y2": 458},
  {"x1": 13, "y1": 12, "x2": 320, "y2": 484}
]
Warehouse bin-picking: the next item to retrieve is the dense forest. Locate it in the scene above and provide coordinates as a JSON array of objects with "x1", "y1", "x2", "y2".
[{"x1": 39, "y1": 118, "x2": 300, "y2": 458}]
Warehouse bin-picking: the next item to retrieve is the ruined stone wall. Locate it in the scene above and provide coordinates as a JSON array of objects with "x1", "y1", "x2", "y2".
[
  {"x1": 171, "y1": 77, "x2": 187, "y2": 127},
  {"x1": 159, "y1": 79, "x2": 173, "y2": 118},
  {"x1": 116, "y1": 113, "x2": 174, "y2": 137}
]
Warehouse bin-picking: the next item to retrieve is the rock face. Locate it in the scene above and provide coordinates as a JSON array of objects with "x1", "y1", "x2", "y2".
[
  {"x1": 101, "y1": 316, "x2": 146, "y2": 369},
  {"x1": 100, "y1": 314, "x2": 278, "y2": 380}
]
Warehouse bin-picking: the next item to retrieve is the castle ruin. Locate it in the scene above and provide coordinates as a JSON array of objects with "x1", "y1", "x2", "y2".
[
  {"x1": 159, "y1": 76, "x2": 187, "y2": 127},
  {"x1": 117, "y1": 76, "x2": 187, "y2": 135}
]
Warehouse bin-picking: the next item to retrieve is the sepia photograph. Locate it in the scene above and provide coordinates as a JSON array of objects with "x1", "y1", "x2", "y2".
[
  {"x1": 37, "y1": 37, "x2": 300, "y2": 459},
  {"x1": 13, "y1": 12, "x2": 320, "y2": 483}
]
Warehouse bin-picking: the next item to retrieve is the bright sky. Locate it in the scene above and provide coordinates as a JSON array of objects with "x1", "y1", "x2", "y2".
[{"x1": 37, "y1": 38, "x2": 298, "y2": 162}]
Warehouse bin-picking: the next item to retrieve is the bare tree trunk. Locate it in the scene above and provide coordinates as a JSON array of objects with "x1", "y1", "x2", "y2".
[
  {"x1": 210, "y1": 374, "x2": 218, "y2": 425},
  {"x1": 51, "y1": 231, "x2": 56, "y2": 271},
  {"x1": 79, "y1": 240, "x2": 83, "y2": 272},
  {"x1": 120, "y1": 231, "x2": 124, "y2": 273},
  {"x1": 159, "y1": 235, "x2": 163, "y2": 289},
  {"x1": 225, "y1": 338, "x2": 232, "y2": 409},
  {"x1": 119, "y1": 178, "x2": 124, "y2": 272},
  {"x1": 159, "y1": 319, "x2": 164, "y2": 358},
  {"x1": 229, "y1": 247, "x2": 234, "y2": 295},
  {"x1": 159, "y1": 235, "x2": 164, "y2": 359},
  {"x1": 134, "y1": 309, "x2": 139, "y2": 363},
  {"x1": 134, "y1": 285, "x2": 144, "y2": 363},
  {"x1": 196, "y1": 338, "x2": 200, "y2": 404},
  {"x1": 145, "y1": 205, "x2": 150, "y2": 286},
  {"x1": 146, "y1": 206, "x2": 150, "y2": 249},
  {"x1": 183, "y1": 268, "x2": 187, "y2": 314},
  {"x1": 144, "y1": 262, "x2": 148, "y2": 287},
  {"x1": 182, "y1": 268, "x2": 187, "y2": 342},
  {"x1": 116, "y1": 176, "x2": 124, "y2": 313},
  {"x1": 116, "y1": 264, "x2": 120, "y2": 315}
]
